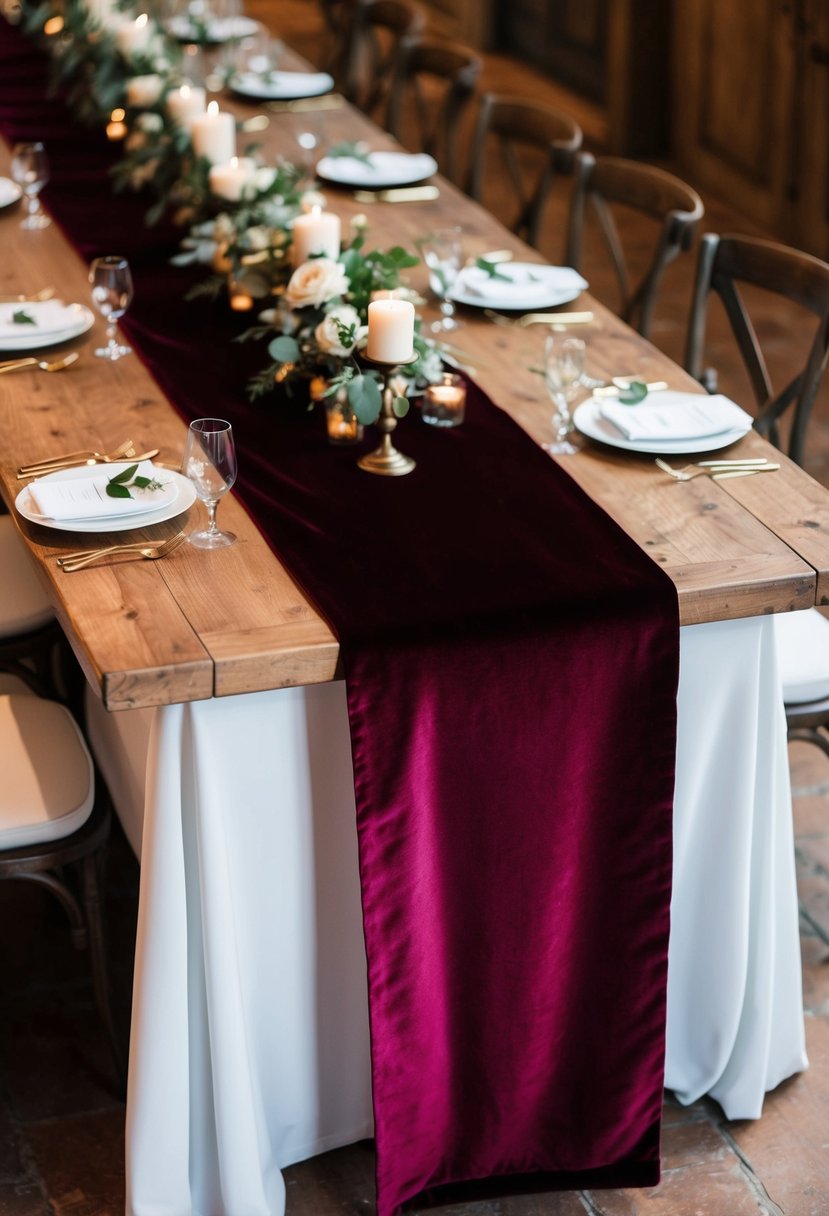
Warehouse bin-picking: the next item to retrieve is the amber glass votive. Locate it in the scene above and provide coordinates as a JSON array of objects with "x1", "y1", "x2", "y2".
[
  {"x1": 423, "y1": 373, "x2": 466, "y2": 427},
  {"x1": 325, "y1": 395, "x2": 364, "y2": 445}
]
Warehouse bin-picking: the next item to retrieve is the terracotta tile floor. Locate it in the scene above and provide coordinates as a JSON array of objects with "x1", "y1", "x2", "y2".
[{"x1": 3, "y1": 6, "x2": 829, "y2": 1214}]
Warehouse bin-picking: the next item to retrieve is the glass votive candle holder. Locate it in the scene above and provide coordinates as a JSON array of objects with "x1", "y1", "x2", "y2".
[
  {"x1": 422, "y1": 373, "x2": 466, "y2": 427},
  {"x1": 325, "y1": 395, "x2": 364, "y2": 445}
]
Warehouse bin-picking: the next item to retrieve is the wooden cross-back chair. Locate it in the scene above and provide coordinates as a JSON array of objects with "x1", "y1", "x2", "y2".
[
  {"x1": 683, "y1": 232, "x2": 829, "y2": 767},
  {"x1": 467, "y1": 92, "x2": 582, "y2": 249},
  {"x1": 565, "y1": 151, "x2": 704, "y2": 339},
  {"x1": 344, "y1": 0, "x2": 425, "y2": 116},
  {"x1": 684, "y1": 232, "x2": 829, "y2": 467},
  {"x1": 384, "y1": 35, "x2": 482, "y2": 185}
]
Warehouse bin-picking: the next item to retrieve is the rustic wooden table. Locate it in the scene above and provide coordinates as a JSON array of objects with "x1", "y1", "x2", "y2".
[{"x1": 2, "y1": 63, "x2": 828, "y2": 711}]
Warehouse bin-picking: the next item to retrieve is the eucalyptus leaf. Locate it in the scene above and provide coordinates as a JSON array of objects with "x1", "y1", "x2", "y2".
[
  {"x1": 475, "y1": 257, "x2": 510, "y2": 282},
  {"x1": 348, "y1": 374, "x2": 382, "y2": 425},
  {"x1": 268, "y1": 334, "x2": 300, "y2": 363},
  {"x1": 392, "y1": 395, "x2": 409, "y2": 418},
  {"x1": 617, "y1": 380, "x2": 649, "y2": 405}
]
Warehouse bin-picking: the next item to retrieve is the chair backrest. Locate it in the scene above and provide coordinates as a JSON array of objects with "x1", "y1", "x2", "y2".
[
  {"x1": 344, "y1": 0, "x2": 425, "y2": 116},
  {"x1": 565, "y1": 151, "x2": 704, "y2": 339},
  {"x1": 317, "y1": 0, "x2": 364, "y2": 86},
  {"x1": 466, "y1": 92, "x2": 582, "y2": 249},
  {"x1": 384, "y1": 35, "x2": 482, "y2": 184},
  {"x1": 684, "y1": 233, "x2": 829, "y2": 467}
]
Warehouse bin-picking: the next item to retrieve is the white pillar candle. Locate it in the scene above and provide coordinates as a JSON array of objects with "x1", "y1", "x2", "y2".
[
  {"x1": 190, "y1": 101, "x2": 236, "y2": 166},
  {"x1": 126, "y1": 74, "x2": 163, "y2": 108},
  {"x1": 366, "y1": 299, "x2": 415, "y2": 363},
  {"x1": 166, "y1": 84, "x2": 206, "y2": 130},
  {"x1": 208, "y1": 157, "x2": 257, "y2": 202},
  {"x1": 115, "y1": 13, "x2": 151, "y2": 57},
  {"x1": 291, "y1": 208, "x2": 341, "y2": 265}
]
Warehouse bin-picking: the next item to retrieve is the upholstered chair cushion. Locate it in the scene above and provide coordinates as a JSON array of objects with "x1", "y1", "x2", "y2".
[
  {"x1": 0, "y1": 694, "x2": 94, "y2": 849},
  {"x1": 775, "y1": 608, "x2": 829, "y2": 704},
  {"x1": 0, "y1": 516, "x2": 53, "y2": 637}
]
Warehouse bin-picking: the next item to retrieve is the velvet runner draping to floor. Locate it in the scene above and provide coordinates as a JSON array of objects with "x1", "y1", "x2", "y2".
[{"x1": 0, "y1": 18, "x2": 681, "y2": 1214}]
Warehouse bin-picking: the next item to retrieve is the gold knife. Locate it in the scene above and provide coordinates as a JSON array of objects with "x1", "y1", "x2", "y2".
[{"x1": 353, "y1": 185, "x2": 440, "y2": 204}]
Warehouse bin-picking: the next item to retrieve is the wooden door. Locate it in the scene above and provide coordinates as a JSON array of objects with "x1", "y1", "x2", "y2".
[
  {"x1": 798, "y1": 0, "x2": 829, "y2": 257},
  {"x1": 673, "y1": 0, "x2": 795, "y2": 236}
]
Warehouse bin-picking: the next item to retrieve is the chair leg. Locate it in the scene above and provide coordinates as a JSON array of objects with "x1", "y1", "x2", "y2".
[
  {"x1": 788, "y1": 726, "x2": 829, "y2": 763},
  {"x1": 79, "y1": 849, "x2": 127, "y2": 1094}
]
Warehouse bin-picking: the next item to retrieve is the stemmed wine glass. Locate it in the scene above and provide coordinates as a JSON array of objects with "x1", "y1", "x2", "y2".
[
  {"x1": 10, "y1": 142, "x2": 51, "y2": 230},
  {"x1": 182, "y1": 418, "x2": 237, "y2": 548},
  {"x1": 543, "y1": 332, "x2": 586, "y2": 455},
  {"x1": 421, "y1": 228, "x2": 463, "y2": 332},
  {"x1": 89, "y1": 256, "x2": 134, "y2": 361}
]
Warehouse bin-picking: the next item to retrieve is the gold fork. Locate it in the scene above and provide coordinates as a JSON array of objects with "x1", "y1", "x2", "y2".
[
  {"x1": 59, "y1": 532, "x2": 187, "y2": 573},
  {"x1": 17, "y1": 439, "x2": 138, "y2": 477},
  {"x1": 0, "y1": 351, "x2": 80, "y2": 375},
  {"x1": 655, "y1": 457, "x2": 778, "y2": 481}
]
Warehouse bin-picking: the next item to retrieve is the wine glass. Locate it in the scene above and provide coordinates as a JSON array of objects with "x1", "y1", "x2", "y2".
[
  {"x1": 543, "y1": 332, "x2": 586, "y2": 455},
  {"x1": 421, "y1": 228, "x2": 463, "y2": 332},
  {"x1": 89, "y1": 256, "x2": 134, "y2": 361},
  {"x1": 182, "y1": 418, "x2": 237, "y2": 548},
  {"x1": 10, "y1": 142, "x2": 50, "y2": 230}
]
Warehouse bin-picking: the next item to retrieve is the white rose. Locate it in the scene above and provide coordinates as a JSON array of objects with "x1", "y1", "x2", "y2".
[
  {"x1": 315, "y1": 305, "x2": 363, "y2": 357},
  {"x1": 246, "y1": 225, "x2": 271, "y2": 251},
  {"x1": 285, "y1": 258, "x2": 348, "y2": 309},
  {"x1": 300, "y1": 189, "x2": 326, "y2": 212}
]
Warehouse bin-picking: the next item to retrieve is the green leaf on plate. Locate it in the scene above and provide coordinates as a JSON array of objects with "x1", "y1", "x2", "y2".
[
  {"x1": 109, "y1": 463, "x2": 139, "y2": 485},
  {"x1": 617, "y1": 380, "x2": 649, "y2": 405}
]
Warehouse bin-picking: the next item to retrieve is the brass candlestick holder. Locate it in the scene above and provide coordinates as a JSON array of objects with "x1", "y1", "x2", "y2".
[{"x1": 357, "y1": 352, "x2": 418, "y2": 477}]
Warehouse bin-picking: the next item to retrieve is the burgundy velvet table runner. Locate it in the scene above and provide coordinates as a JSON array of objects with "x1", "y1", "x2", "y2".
[{"x1": 1, "y1": 20, "x2": 681, "y2": 1214}]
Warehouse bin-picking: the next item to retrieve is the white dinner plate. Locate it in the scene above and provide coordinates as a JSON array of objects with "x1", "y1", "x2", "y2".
[
  {"x1": 315, "y1": 151, "x2": 438, "y2": 188},
  {"x1": 228, "y1": 69, "x2": 334, "y2": 99},
  {"x1": 450, "y1": 263, "x2": 588, "y2": 312},
  {"x1": 167, "y1": 14, "x2": 259, "y2": 42},
  {"x1": 572, "y1": 397, "x2": 753, "y2": 454},
  {"x1": 16, "y1": 462, "x2": 197, "y2": 533},
  {"x1": 0, "y1": 177, "x2": 22, "y2": 210},
  {"x1": 0, "y1": 303, "x2": 93, "y2": 352}
]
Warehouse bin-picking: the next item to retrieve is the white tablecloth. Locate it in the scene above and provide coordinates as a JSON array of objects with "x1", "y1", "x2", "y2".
[{"x1": 86, "y1": 614, "x2": 808, "y2": 1216}]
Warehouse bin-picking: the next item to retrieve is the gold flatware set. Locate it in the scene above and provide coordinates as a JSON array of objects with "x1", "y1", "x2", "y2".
[
  {"x1": 0, "y1": 351, "x2": 80, "y2": 375},
  {"x1": 352, "y1": 185, "x2": 440, "y2": 204},
  {"x1": 0, "y1": 286, "x2": 55, "y2": 304},
  {"x1": 16, "y1": 439, "x2": 150, "y2": 478},
  {"x1": 655, "y1": 457, "x2": 780, "y2": 481},
  {"x1": 267, "y1": 93, "x2": 344, "y2": 113},
  {"x1": 58, "y1": 532, "x2": 187, "y2": 573},
  {"x1": 484, "y1": 309, "x2": 594, "y2": 327}
]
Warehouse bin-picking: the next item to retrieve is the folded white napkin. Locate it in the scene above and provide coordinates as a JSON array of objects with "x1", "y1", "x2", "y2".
[
  {"x1": 0, "y1": 300, "x2": 81, "y2": 338},
  {"x1": 458, "y1": 264, "x2": 551, "y2": 303},
  {"x1": 457, "y1": 263, "x2": 586, "y2": 303},
  {"x1": 28, "y1": 461, "x2": 176, "y2": 521},
  {"x1": 599, "y1": 392, "x2": 753, "y2": 442}
]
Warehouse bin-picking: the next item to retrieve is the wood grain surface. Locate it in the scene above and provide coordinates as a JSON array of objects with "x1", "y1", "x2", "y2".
[{"x1": 1, "y1": 43, "x2": 827, "y2": 709}]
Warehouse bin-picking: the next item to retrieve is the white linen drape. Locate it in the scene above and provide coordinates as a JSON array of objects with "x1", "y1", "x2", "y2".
[{"x1": 86, "y1": 614, "x2": 807, "y2": 1216}]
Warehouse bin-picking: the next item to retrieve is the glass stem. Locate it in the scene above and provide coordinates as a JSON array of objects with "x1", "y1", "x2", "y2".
[
  {"x1": 440, "y1": 299, "x2": 455, "y2": 321},
  {"x1": 205, "y1": 500, "x2": 219, "y2": 533},
  {"x1": 106, "y1": 321, "x2": 117, "y2": 349}
]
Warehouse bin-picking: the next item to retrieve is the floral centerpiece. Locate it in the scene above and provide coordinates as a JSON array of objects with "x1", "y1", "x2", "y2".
[{"x1": 238, "y1": 221, "x2": 443, "y2": 425}]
